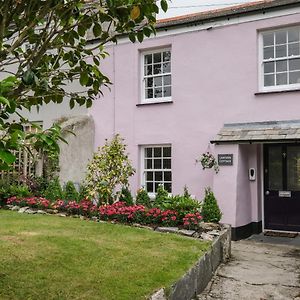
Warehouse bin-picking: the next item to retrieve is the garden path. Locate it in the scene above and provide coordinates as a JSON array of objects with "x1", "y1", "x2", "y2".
[{"x1": 198, "y1": 239, "x2": 300, "y2": 300}]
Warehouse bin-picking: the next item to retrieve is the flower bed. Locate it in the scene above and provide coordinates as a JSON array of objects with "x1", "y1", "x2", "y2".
[{"x1": 5, "y1": 197, "x2": 202, "y2": 229}]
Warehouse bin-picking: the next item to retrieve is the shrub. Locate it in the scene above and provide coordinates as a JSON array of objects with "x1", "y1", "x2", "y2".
[
  {"x1": 161, "y1": 195, "x2": 201, "y2": 219},
  {"x1": 78, "y1": 184, "x2": 89, "y2": 201},
  {"x1": 119, "y1": 187, "x2": 134, "y2": 206},
  {"x1": 183, "y1": 212, "x2": 202, "y2": 230},
  {"x1": 29, "y1": 176, "x2": 49, "y2": 197},
  {"x1": 201, "y1": 188, "x2": 222, "y2": 223},
  {"x1": 85, "y1": 134, "x2": 135, "y2": 204},
  {"x1": 64, "y1": 181, "x2": 79, "y2": 202},
  {"x1": 153, "y1": 185, "x2": 169, "y2": 207},
  {"x1": 44, "y1": 177, "x2": 63, "y2": 202},
  {"x1": 135, "y1": 188, "x2": 151, "y2": 208}
]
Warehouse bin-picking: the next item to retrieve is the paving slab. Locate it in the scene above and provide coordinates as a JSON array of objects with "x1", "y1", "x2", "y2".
[{"x1": 198, "y1": 240, "x2": 300, "y2": 300}]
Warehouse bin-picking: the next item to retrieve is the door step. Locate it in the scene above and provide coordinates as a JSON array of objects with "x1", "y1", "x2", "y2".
[{"x1": 264, "y1": 231, "x2": 298, "y2": 238}]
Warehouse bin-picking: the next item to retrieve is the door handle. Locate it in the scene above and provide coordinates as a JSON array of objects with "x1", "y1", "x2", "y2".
[{"x1": 265, "y1": 190, "x2": 270, "y2": 195}]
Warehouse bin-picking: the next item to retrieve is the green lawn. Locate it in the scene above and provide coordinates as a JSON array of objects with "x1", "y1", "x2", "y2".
[{"x1": 0, "y1": 210, "x2": 210, "y2": 300}]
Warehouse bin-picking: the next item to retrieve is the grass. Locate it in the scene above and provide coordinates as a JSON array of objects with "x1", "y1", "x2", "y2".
[{"x1": 0, "y1": 210, "x2": 210, "y2": 300}]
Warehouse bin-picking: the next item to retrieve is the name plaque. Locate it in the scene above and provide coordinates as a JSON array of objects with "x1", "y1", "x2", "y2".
[{"x1": 218, "y1": 154, "x2": 233, "y2": 166}]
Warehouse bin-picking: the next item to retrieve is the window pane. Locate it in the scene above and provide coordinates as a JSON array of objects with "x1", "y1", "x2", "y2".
[
  {"x1": 147, "y1": 182, "x2": 153, "y2": 193},
  {"x1": 154, "y1": 88, "x2": 162, "y2": 98},
  {"x1": 154, "y1": 159, "x2": 161, "y2": 169},
  {"x1": 263, "y1": 33, "x2": 274, "y2": 46},
  {"x1": 154, "y1": 147, "x2": 162, "y2": 157},
  {"x1": 153, "y1": 64, "x2": 162, "y2": 75},
  {"x1": 164, "y1": 171, "x2": 172, "y2": 181},
  {"x1": 268, "y1": 146, "x2": 282, "y2": 190},
  {"x1": 154, "y1": 76, "x2": 162, "y2": 87},
  {"x1": 163, "y1": 62, "x2": 171, "y2": 73},
  {"x1": 146, "y1": 159, "x2": 152, "y2": 169},
  {"x1": 163, "y1": 158, "x2": 171, "y2": 169},
  {"x1": 288, "y1": 29, "x2": 299, "y2": 43},
  {"x1": 264, "y1": 46, "x2": 274, "y2": 59},
  {"x1": 264, "y1": 74, "x2": 275, "y2": 86},
  {"x1": 276, "y1": 60, "x2": 287, "y2": 72},
  {"x1": 163, "y1": 75, "x2": 171, "y2": 85},
  {"x1": 264, "y1": 62, "x2": 274, "y2": 74},
  {"x1": 163, "y1": 147, "x2": 171, "y2": 157},
  {"x1": 276, "y1": 73, "x2": 287, "y2": 85},
  {"x1": 144, "y1": 54, "x2": 152, "y2": 64},
  {"x1": 154, "y1": 183, "x2": 160, "y2": 192},
  {"x1": 145, "y1": 148, "x2": 152, "y2": 158},
  {"x1": 289, "y1": 58, "x2": 300, "y2": 71},
  {"x1": 146, "y1": 78, "x2": 153, "y2": 88},
  {"x1": 146, "y1": 172, "x2": 153, "y2": 181},
  {"x1": 288, "y1": 42, "x2": 300, "y2": 56},
  {"x1": 154, "y1": 52, "x2": 161, "y2": 63},
  {"x1": 164, "y1": 183, "x2": 172, "y2": 193},
  {"x1": 145, "y1": 65, "x2": 152, "y2": 75},
  {"x1": 163, "y1": 51, "x2": 171, "y2": 61},
  {"x1": 275, "y1": 31, "x2": 287, "y2": 44},
  {"x1": 287, "y1": 146, "x2": 300, "y2": 190},
  {"x1": 276, "y1": 45, "x2": 287, "y2": 58},
  {"x1": 155, "y1": 171, "x2": 163, "y2": 181},
  {"x1": 289, "y1": 71, "x2": 300, "y2": 84},
  {"x1": 146, "y1": 88, "x2": 153, "y2": 99},
  {"x1": 163, "y1": 87, "x2": 171, "y2": 97}
]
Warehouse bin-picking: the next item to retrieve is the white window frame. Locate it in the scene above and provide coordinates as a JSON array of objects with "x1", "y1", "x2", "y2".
[
  {"x1": 259, "y1": 25, "x2": 300, "y2": 92},
  {"x1": 140, "y1": 144, "x2": 172, "y2": 198},
  {"x1": 140, "y1": 47, "x2": 172, "y2": 104}
]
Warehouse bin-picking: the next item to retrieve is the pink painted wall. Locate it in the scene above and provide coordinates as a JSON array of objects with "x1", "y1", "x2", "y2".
[{"x1": 89, "y1": 12, "x2": 300, "y2": 228}]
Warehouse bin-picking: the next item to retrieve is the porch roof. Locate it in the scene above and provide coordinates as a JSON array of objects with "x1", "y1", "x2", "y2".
[{"x1": 211, "y1": 120, "x2": 300, "y2": 144}]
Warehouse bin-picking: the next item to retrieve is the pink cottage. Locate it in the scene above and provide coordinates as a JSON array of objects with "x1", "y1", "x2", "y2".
[{"x1": 89, "y1": 0, "x2": 300, "y2": 239}]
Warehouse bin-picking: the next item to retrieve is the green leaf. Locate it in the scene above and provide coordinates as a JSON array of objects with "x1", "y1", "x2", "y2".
[
  {"x1": 137, "y1": 31, "x2": 144, "y2": 43},
  {"x1": 93, "y1": 23, "x2": 102, "y2": 37},
  {"x1": 161, "y1": 0, "x2": 168, "y2": 12},
  {"x1": 80, "y1": 72, "x2": 89, "y2": 86},
  {"x1": 128, "y1": 33, "x2": 136, "y2": 43},
  {"x1": 0, "y1": 96, "x2": 10, "y2": 107},
  {"x1": 70, "y1": 99, "x2": 75, "y2": 109},
  {"x1": 0, "y1": 149, "x2": 16, "y2": 164},
  {"x1": 86, "y1": 98, "x2": 92, "y2": 108}
]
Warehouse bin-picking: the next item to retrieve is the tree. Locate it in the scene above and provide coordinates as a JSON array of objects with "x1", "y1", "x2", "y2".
[
  {"x1": 0, "y1": 0, "x2": 168, "y2": 169},
  {"x1": 85, "y1": 134, "x2": 135, "y2": 204}
]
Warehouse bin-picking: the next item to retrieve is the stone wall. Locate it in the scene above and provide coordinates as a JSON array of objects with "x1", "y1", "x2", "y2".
[{"x1": 150, "y1": 225, "x2": 231, "y2": 300}]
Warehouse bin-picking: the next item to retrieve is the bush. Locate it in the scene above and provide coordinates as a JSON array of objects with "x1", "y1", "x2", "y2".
[
  {"x1": 44, "y1": 177, "x2": 63, "y2": 202},
  {"x1": 201, "y1": 188, "x2": 222, "y2": 223},
  {"x1": 161, "y1": 195, "x2": 201, "y2": 218},
  {"x1": 0, "y1": 183, "x2": 31, "y2": 205},
  {"x1": 29, "y1": 176, "x2": 49, "y2": 197},
  {"x1": 135, "y1": 188, "x2": 151, "y2": 208},
  {"x1": 153, "y1": 185, "x2": 169, "y2": 207},
  {"x1": 64, "y1": 181, "x2": 79, "y2": 202},
  {"x1": 119, "y1": 187, "x2": 134, "y2": 206},
  {"x1": 85, "y1": 134, "x2": 135, "y2": 204},
  {"x1": 78, "y1": 184, "x2": 89, "y2": 201}
]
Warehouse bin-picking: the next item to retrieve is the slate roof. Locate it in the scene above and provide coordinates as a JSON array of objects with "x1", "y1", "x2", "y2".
[
  {"x1": 211, "y1": 120, "x2": 300, "y2": 144},
  {"x1": 156, "y1": 0, "x2": 300, "y2": 29}
]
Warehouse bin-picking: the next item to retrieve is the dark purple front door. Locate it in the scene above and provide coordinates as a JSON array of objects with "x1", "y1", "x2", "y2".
[{"x1": 264, "y1": 144, "x2": 300, "y2": 232}]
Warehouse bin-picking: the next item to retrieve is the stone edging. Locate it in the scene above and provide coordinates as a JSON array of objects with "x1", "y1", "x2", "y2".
[{"x1": 150, "y1": 225, "x2": 231, "y2": 300}]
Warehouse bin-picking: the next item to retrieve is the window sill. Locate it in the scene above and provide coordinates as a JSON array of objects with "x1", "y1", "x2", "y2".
[
  {"x1": 255, "y1": 88, "x2": 300, "y2": 95},
  {"x1": 136, "y1": 101, "x2": 173, "y2": 106}
]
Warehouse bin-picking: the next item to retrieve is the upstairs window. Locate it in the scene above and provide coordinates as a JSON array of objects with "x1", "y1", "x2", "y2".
[
  {"x1": 261, "y1": 27, "x2": 300, "y2": 91},
  {"x1": 142, "y1": 49, "x2": 171, "y2": 103}
]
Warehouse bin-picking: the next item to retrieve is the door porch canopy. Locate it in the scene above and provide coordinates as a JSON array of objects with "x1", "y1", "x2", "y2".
[{"x1": 211, "y1": 120, "x2": 300, "y2": 144}]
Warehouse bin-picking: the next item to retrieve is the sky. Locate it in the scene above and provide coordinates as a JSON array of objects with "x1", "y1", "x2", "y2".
[{"x1": 157, "y1": 0, "x2": 258, "y2": 19}]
